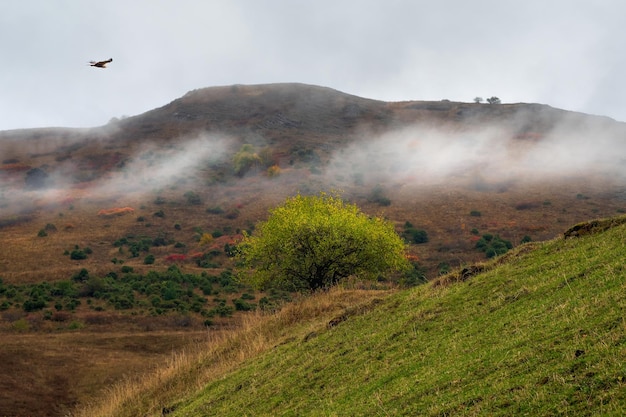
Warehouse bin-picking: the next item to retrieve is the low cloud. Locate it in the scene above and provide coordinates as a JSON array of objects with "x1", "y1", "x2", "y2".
[
  {"x1": 2, "y1": 114, "x2": 625, "y2": 219},
  {"x1": 88, "y1": 133, "x2": 230, "y2": 198},
  {"x1": 323, "y1": 119, "x2": 626, "y2": 192},
  {"x1": 0, "y1": 132, "x2": 231, "y2": 215}
]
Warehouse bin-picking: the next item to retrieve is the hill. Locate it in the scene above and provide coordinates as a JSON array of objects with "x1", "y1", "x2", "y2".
[
  {"x1": 2, "y1": 83, "x2": 625, "y2": 281},
  {"x1": 1, "y1": 83, "x2": 626, "y2": 416},
  {"x1": 77, "y1": 216, "x2": 626, "y2": 416}
]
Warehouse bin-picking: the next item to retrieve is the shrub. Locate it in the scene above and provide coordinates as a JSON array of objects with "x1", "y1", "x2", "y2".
[
  {"x1": 292, "y1": 147, "x2": 320, "y2": 164},
  {"x1": 200, "y1": 282, "x2": 214, "y2": 296},
  {"x1": 81, "y1": 277, "x2": 106, "y2": 297},
  {"x1": 65, "y1": 298, "x2": 81, "y2": 311},
  {"x1": 72, "y1": 268, "x2": 90, "y2": 282},
  {"x1": 367, "y1": 185, "x2": 391, "y2": 206},
  {"x1": 515, "y1": 201, "x2": 541, "y2": 210},
  {"x1": 198, "y1": 233, "x2": 213, "y2": 246},
  {"x1": 232, "y1": 144, "x2": 261, "y2": 176},
  {"x1": 144, "y1": 254, "x2": 155, "y2": 265},
  {"x1": 67, "y1": 321, "x2": 84, "y2": 330},
  {"x1": 470, "y1": 210, "x2": 482, "y2": 217},
  {"x1": 233, "y1": 298, "x2": 256, "y2": 311},
  {"x1": 165, "y1": 254, "x2": 187, "y2": 263},
  {"x1": 267, "y1": 165, "x2": 281, "y2": 177},
  {"x1": 400, "y1": 262, "x2": 428, "y2": 287},
  {"x1": 184, "y1": 191, "x2": 202, "y2": 205},
  {"x1": 211, "y1": 303, "x2": 234, "y2": 317},
  {"x1": 476, "y1": 234, "x2": 513, "y2": 258},
  {"x1": 37, "y1": 229, "x2": 47, "y2": 237},
  {"x1": 70, "y1": 249, "x2": 87, "y2": 260},
  {"x1": 24, "y1": 167, "x2": 49, "y2": 189},
  {"x1": 206, "y1": 206, "x2": 224, "y2": 215},
  {"x1": 23, "y1": 297, "x2": 47, "y2": 312},
  {"x1": 111, "y1": 295, "x2": 135, "y2": 310},
  {"x1": 224, "y1": 243, "x2": 238, "y2": 257},
  {"x1": 224, "y1": 208, "x2": 240, "y2": 219},
  {"x1": 238, "y1": 192, "x2": 409, "y2": 291},
  {"x1": 152, "y1": 235, "x2": 169, "y2": 247},
  {"x1": 12, "y1": 318, "x2": 30, "y2": 331},
  {"x1": 404, "y1": 227, "x2": 429, "y2": 244},
  {"x1": 51, "y1": 281, "x2": 77, "y2": 298}
]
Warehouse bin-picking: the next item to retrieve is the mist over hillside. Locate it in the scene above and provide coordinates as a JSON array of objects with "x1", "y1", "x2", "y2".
[
  {"x1": 2, "y1": 83, "x2": 625, "y2": 216},
  {"x1": 1, "y1": 83, "x2": 625, "y2": 283}
]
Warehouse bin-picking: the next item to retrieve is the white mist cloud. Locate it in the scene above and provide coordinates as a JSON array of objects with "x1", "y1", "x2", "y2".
[
  {"x1": 86, "y1": 133, "x2": 231, "y2": 198},
  {"x1": 2, "y1": 113, "x2": 625, "y2": 219},
  {"x1": 324, "y1": 119, "x2": 626, "y2": 192},
  {"x1": 0, "y1": 132, "x2": 232, "y2": 215}
]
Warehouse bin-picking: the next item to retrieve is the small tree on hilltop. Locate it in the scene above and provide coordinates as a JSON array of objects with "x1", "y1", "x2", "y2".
[
  {"x1": 486, "y1": 96, "x2": 501, "y2": 105},
  {"x1": 237, "y1": 192, "x2": 409, "y2": 291}
]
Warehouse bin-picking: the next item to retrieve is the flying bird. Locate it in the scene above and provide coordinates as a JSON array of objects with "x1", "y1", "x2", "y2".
[{"x1": 89, "y1": 58, "x2": 113, "y2": 68}]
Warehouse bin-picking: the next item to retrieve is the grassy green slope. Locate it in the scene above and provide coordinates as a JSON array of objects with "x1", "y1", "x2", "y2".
[{"x1": 168, "y1": 222, "x2": 626, "y2": 416}]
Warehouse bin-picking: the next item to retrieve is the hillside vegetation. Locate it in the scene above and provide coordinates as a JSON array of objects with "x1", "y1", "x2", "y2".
[
  {"x1": 79, "y1": 216, "x2": 626, "y2": 416},
  {"x1": 2, "y1": 83, "x2": 626, "y2": 415}
]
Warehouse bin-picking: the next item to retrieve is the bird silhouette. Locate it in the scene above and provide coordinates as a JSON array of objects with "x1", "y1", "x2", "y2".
[{"x1": 89, "y1": 58, "x2": 113, "y2": 68}]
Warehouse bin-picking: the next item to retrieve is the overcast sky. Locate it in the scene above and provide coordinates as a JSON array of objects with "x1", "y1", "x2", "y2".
[{"x1": 1, "y1": 0, "x2": 626, "y2": 131}]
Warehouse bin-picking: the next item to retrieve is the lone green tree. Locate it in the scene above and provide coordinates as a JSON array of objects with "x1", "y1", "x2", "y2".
[{"x1": 238, "y1": 193, "x2": 409, "y2": 291}]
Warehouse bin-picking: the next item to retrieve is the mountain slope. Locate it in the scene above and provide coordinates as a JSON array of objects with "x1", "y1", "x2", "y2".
[
  {"x1": 149, "y1": 218, "x2": 625, "y2": 416},
  {"x1": 2, "y1": 83, "x2": 626, "y2": 282}
]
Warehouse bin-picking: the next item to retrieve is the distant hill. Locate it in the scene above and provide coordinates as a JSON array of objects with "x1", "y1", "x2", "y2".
[{"x1": 1, "y1": 83, "x2": 626, "y2": 281}]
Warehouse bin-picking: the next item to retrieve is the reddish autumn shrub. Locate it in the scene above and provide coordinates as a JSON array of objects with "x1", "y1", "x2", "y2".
[{"x1": 165, "y1": 254, "x2": 187, "y2": 263}]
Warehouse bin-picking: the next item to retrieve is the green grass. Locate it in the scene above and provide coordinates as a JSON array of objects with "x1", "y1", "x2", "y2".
[{"x1": 88, "y1": 218, "x2": 626, "y2": 416}]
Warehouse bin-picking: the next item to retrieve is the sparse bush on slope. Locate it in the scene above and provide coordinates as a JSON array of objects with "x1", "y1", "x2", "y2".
[{"x1": 475, "y1": 233, "x2": 513, "y2": 258}]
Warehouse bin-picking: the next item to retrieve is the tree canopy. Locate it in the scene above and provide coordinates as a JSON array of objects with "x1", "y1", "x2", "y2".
[{"x1": 238, "y1": 193, "x2": 409, "y2": 291}]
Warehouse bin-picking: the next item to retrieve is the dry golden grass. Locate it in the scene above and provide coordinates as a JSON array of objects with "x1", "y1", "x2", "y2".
[{"x1": 0, "y1": 330, "x2": 206, "y2": 417}]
